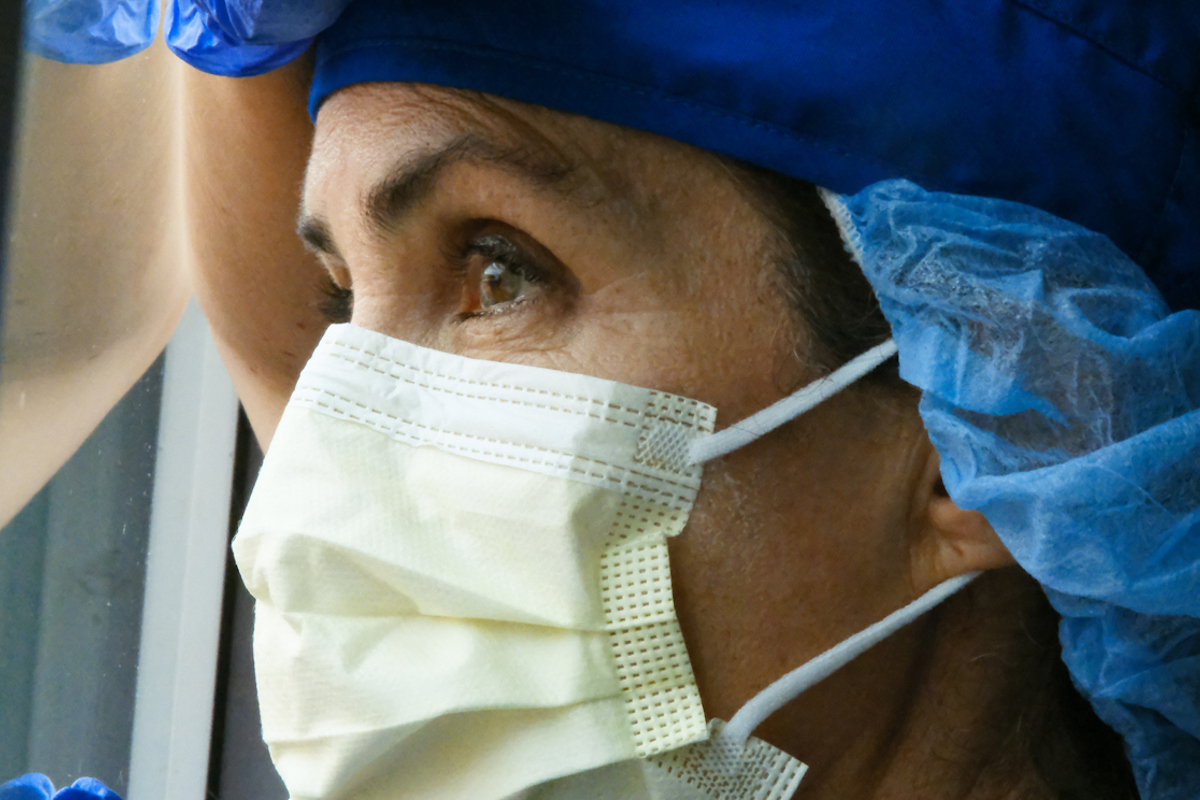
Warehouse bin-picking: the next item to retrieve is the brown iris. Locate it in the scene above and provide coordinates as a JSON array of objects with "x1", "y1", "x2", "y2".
[{"x1": 479, "y1": 260, "x2": 527, "y2": 308}]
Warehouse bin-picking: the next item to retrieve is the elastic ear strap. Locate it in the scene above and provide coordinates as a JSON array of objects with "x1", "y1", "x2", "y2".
[
  {"x1": 718, "y1": 571, "x2": 981, "y2": 751},
  {"x1": 686, "y1": 339, "x2": 898, "y2": 464}
]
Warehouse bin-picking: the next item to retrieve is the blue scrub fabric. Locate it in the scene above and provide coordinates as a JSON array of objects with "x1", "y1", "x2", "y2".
[{"x1": 828, "y1": 179, "x2": 1200, "y2": 800}]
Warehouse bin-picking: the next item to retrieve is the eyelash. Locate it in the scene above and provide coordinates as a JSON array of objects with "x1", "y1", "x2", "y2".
[{"x1": 314, "y1": 232, "x2": 546, "y2": 325}]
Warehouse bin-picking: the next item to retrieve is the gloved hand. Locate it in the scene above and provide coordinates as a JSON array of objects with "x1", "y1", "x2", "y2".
[
  {"x1": 22, "y1": 0, "x2": 351, "y2": 74},
  {"x1": 165, "y1": 0, "x2": 352, "y2": 76},
  {"x1": 23, "y1": 0, "x2": 159, "y2": 64},
  {"x1": 0, "y1": 774, "x2": 123, "y2": 800}
]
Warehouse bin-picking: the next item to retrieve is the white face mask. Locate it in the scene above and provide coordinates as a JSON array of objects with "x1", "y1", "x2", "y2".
[{"x1": 233, "y1": 323, "x2": 969, "y2": 800}]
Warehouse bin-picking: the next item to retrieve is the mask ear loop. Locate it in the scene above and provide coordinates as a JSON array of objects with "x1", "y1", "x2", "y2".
[
  {"x1": 691, "y1": 188, "x2": 960, "y2": 759},
  {"x1": 686, "y1": 340, "x2": 899, "y2": 465},
  {"x1": 714, "y1": 571, "x2": 982, "y2": 753},
  {"x1": 686, "y1": 328, "x2": 931, "y2": 756}
]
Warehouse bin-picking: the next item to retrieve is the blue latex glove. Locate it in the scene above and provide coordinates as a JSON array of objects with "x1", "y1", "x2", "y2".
[
  {"x1": 829, "y1": 179, "x2": 1200, "y2": 800},
  {"x1": 165, "y1": 0, "x2": 350, "y2": 76},
  {"x1": 23, "y1": 0, "x2": 158, "y2": 64},
  {"x1": 184, "y1": 0, "x2": 349, "y2": 44},
  {"x1": 0, "y1": 774, "x2": 52, "y2": 800},
  {"x1": 21, "y1": 0, "x2": 348, "y2": 74},
  {"x1": 0, "y1": 775, "x2": 123, "y2": 800}
]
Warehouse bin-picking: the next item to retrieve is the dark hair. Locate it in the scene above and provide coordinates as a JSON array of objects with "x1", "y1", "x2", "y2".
[
  {"x1": 722, "y1": 160, "x2": 898, "y2": 386},
  {"x1": 726, "y1": 160, "x2": 1139, "y2": 799}
]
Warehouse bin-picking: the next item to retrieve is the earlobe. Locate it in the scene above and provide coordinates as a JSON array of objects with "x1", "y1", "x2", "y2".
[{"x1": 911, "y1": 447, "x2": 1015, "y2": 594}]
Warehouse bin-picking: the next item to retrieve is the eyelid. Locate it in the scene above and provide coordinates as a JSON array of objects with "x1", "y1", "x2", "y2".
[{"x1": 462, "y1": 233, "x2": 546, "y2": 283}]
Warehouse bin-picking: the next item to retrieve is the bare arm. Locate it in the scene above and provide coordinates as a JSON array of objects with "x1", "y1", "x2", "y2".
[
  {"x1": 0, "y1": 43, "x2": 189, "y2": 525},
  {"x1": 182, "y1": 53, "x2": 330, "y2": 448}
]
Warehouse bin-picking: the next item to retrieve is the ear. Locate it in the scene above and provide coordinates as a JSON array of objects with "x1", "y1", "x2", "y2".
[{"x1": 909, "y1": 444, "x2": 1015, "y2": 595}]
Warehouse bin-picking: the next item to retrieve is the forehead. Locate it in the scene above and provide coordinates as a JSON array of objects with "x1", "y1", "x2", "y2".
[
  {"x1": 302, "y1": 82, "x2": 735, "y2": 226},
  {"x1": 312, "y1": 83, "x2": 606, "y2": 155},
  {"x1": 307, "y1": 85, "x2": 582, "y2": 210}
]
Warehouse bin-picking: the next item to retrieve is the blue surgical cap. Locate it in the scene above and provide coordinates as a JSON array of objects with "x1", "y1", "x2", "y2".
[{"x1": 825, "y1": 179, "x2": 1200, "y2": 800}]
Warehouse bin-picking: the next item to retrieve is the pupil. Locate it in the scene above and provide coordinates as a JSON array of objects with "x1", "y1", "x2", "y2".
[{"x1": 480, "y1": 262, "x2": 522, "y2": 307}]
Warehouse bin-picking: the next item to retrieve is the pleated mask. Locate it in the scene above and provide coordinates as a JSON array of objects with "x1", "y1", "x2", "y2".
[{"x1": 233, "y1": 322, "x2": 943, "y2": 800}]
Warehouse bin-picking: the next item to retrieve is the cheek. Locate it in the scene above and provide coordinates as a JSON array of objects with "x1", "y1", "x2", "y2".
[
  {"x1": 554, "y1": 263, "x2": 792, "y2": 410},
  {"x1": 666, "y1": 402, "x2": 920, "y2": 719},
  {"x1": 568, "y1": 299, "x2": 711, "y2": 391}
]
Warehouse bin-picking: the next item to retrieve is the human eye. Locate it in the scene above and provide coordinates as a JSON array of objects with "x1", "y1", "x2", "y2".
[
  {"x1": 313, "y1": 226, "x2": 576, "y2": 333},
  {"x1": 454, "y1": 231, "x2": 549, "y2": 317}
]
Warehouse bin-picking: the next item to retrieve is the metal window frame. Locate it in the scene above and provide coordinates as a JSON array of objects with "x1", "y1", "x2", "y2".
[
  {"x1": 0, "y1": 0, "x2": 23, "y2": 343},
  {"x1": 127, "y1": 301, "x2": 240, "y2": 800}
]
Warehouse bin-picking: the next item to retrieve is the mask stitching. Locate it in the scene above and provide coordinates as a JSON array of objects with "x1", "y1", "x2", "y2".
[
  {"x1": 323, "y1": 348, "x2": 706, "y2": 431},
  {"x1": 326, "y1": 339, "x2": 716, "y2": 430},
  {"x1": 320, "y1": 345, "x2": 718, "y2": 477},
  {"x1": 601, "y1": 514, "x2": 678, "y2": 627},
  {"x1": 611, "y1": 502, "x2": 678, "y2": 540},
  {"x1": 330, "y1": 336, "x2": 712, "y2": 420},
  {"x1": 294, "y1": 387, "x2": 701, "y2": 509},
  {"x1": 298, "y1": 388, "x2": 698, "y2": 502},
  {"x1": 600, "y1": 496, "x2": 707, "y2": 756},
  {"x1": 644, "y1": 719, "x2": 807, "y2": 800}
]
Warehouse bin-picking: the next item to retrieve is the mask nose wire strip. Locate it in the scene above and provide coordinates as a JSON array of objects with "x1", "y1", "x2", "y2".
[
  {"x1": 686, "y1": 339, "x2": 898, "y2": 465},
  {"x1": 716, "y1": 570, "x2": 982, "y2": 752}
]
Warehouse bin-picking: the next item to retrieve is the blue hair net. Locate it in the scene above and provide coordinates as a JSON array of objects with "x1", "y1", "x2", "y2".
[
  {"x1": 23, "y1": 0, "x2": 158, "y2": 64},
  {"x1": 825, "y1": 179, "x2": 1200, "y2": 800}
]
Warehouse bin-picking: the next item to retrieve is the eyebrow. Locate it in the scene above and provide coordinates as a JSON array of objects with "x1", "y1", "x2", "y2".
[{"x1": 297, "y1": 132, "x2": 585, "y2": 257}]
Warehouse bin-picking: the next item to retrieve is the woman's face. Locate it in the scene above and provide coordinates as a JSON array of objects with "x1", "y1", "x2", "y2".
[
  {"x1": 303, "y1": 82, "x2": 797, "y2": 407},
  {"x1": 300, "y1": 82, "x2": 1002, "y2": 766}
]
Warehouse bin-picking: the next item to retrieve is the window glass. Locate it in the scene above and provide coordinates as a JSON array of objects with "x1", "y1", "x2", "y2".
[
  {"x1": 0, "y1": 28, "x2": 238, "y2": 798},
  {"x1": 0, "y1": 358, "x2": 163, "y2": 792}
]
